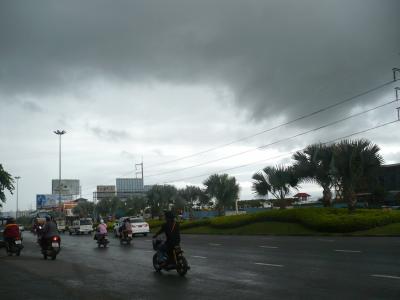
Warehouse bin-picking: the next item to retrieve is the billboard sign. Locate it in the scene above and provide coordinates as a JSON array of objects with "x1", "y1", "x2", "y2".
[
  {"x1": 36, "y1": 194, "x2": 71, "y2": 209},
  {"x1": 52, "y1": 179, "x2": 80, "y2": 196}
]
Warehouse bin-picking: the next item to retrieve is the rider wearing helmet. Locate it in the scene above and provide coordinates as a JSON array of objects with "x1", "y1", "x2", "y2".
[
  {"x1": 95, "y1": 219, "x2": 108, "y2": 240},
  {"x1": 119, "y1": 218, "x2": 132, "y2": 239},
  {"x1": 3, "y1": 218, "x2": 20, "y2": 249},
  {"x1": 153, "y1": 211, "x2": 181, "y2": 264},
  {"x1": 40, "y1": 216, "x2": 58, "y2": 248}
]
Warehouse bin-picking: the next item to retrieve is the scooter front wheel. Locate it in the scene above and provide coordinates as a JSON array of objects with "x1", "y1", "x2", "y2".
[
  {"x1": 153, "y1": 253, "x2": 162, "y2": 272},
  {"x1": 176, "y1": 256, "x2": 188, "y2": 276}
]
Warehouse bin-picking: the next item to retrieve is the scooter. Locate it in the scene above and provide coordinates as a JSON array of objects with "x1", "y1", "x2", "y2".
[
  {"x1": 96, "y1": 233, "x2": 109, "y2": 248},
  {"x1": 120, "y1": 230, "x2": 133, "y2": 245},
  {"x1": 41, "y1": 235, "x2": 61, "y2": 260},
  {"x1": 5, "y1": 237, "x2": 24, "y2": 256},
  {"x1": 152, "y1": 238, "x2": 190, "y2": 276}
]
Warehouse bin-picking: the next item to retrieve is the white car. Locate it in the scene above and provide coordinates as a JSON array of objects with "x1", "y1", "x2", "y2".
[{"x1": 114, "y1": 217, "x2": 150, "y2": 237}]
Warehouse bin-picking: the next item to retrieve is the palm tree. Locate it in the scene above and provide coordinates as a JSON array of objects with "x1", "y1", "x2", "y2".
[
  {"x1": 178, "y1": 185, "x2": 204, "y2": 218},
  {"x1": 333, "y1": 139, "x2": 383, "y2": 211},
  {"x1": 252, "y1": 165, "x2": 298, "y2": 209},
  {"x1": 203, "y1": 174, "x2": 240, "y2": 216},
  {"x1": 292, "y1": 144, "x2": 335, "y2": 207},
  {"x1": 72, "y1": 201, "x2": 95, "y2": 218},
  {"x1": 0, "y1": 164, "x2": 14, "y2": 207},
  {"x1": 146, "y1": 185, "x2": 179, "y2": 218}
]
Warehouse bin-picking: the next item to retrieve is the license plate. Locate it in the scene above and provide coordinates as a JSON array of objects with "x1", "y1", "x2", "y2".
[
  {"x1": 52, "y1": 242, "x2": 59, "y2": 248},
  {"x1": 15, "y1": 240, "x2": 22, "y2": 244},
  {"x1": 128, "y1": 234, "x2": 132, "y2": 238}
]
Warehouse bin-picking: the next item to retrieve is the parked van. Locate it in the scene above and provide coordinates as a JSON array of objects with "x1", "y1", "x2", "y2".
[
  {"x1": 56, "y1": 219, "x2": 66, "y2": 233},
  {"x1": 69, "y1": 218, "x2": 93, "y2": 235}
]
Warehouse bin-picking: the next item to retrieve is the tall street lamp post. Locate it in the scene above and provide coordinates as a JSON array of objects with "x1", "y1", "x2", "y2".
[
  {"x1": 54, "y1": 130, "x2": 66, "y2": 207},
  {"x1": 14, "y1": 176, "x2": 21, "y2": 221}
]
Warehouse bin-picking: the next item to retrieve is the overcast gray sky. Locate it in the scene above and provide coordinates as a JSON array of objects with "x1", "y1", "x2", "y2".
[{"x1": 1, "y1": 0, "x2": 400, "y2": 211}]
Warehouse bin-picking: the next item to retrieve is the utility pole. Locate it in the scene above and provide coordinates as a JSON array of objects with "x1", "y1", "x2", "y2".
[
  {"x1": 393, "y1": 67, "x2": 400, "y2": 81},
  {"x1": 14, "y1": 176, "x2": 21, "y2": 221},
  {"x1": 135, "y1": 159, "x2": 144, "y2": 191},
  {"x1": 395, "y1": 87, "x2": 400, "y2": 120},
  {"x1": 54, "y1": 130, "x2": 66, "y2": 207}
]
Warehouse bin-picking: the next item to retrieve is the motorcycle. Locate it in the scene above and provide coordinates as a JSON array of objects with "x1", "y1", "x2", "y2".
[
  {"x1": 41, "y1": 235, "x2": 61, "y2": 260},
  {"x1": 96, "y1": 233, "x2": 109, "y2": 248},
  {"x1": 119, "y1": 230, "x2": 133, "y2": 245},
  {"x1": 152, "y1": 238, "x2": 190, "y2": 276},
  {"x1": 5, "y1": 237, "x2": 24, "y2": 256}
]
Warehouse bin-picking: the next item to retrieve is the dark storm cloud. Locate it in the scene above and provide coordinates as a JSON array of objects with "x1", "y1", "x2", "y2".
[{"x1": 0, "y1": 0, "x2": 399, "y2": 120}]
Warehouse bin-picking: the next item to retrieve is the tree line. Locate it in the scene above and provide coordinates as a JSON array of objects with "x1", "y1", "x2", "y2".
[{"x1": 0, "y1": 139, "x2": 390, "y2": 218}]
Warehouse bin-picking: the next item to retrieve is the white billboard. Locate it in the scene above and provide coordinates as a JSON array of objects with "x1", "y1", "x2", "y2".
[{"x1": 52, "y1": 179, "x2": 80, "y2": 196}]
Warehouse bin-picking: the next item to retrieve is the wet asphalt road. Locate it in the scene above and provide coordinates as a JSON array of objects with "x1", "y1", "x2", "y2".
[{"x1": 1, "y1": 232, "x2": 400, "y2": 300}]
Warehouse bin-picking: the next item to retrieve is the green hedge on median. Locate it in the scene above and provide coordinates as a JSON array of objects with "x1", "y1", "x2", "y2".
[{"x1": 177, "y1": 208, "x2": 400, "y2": 233}]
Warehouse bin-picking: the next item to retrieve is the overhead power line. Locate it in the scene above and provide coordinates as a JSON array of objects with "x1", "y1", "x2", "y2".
[
  {"x1": 158, "y1": 119, "x2": 399, "y2": 184},
  {"x1": 146, "y1": 79, "x2": 396, "y2": 170},
  {"x1": 146, "y1": 99, "x2": 397, "y2": 178}
]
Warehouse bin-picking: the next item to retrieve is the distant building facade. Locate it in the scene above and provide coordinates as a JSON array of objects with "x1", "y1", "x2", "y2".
[{"x1": 93, "y1": 185, "x2": 116, "y2": 203}]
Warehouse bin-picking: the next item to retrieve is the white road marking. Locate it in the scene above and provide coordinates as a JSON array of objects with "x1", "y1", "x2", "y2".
[
  {"x1": 191, "y1": 255, "x2": 207, "y2": 259},
  {"x1": 144, "y1": 250, "x2": 153, "y2": 253},
  {"x1": 371, "y1": 274, "x2": 400, "y2": 280},
  {"x1": 334, "y1": 249, "x2": 362, "y2": 253},
  {"x1": 259, "y1": 246, "x2": 278, "y2": 249},
  {"x1": 317, "y1": 239, "x2": 335, "y2": 242},
  {"x1": 208, "y1": 243, "x2": 221, "y2": 246},
  {"x1": 254, "y1": 262, "x2": 284, "y2": 268}
]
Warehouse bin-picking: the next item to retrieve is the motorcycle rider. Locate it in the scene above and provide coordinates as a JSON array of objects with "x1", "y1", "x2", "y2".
[
  {"x1": 40, "y1": 216, "x2": 59, "y2": 249},
  {"x1": 153, "y1": 211, "x2": 181, "y2": 266},
  {"x1": 119, "y1": 218, "x2": 132, "y2": 239},
  {"x1": 95, "y1": 219, "x2": 108, "y2": 240},
  {"x1": 3, "y1": 218, "x2": 20, "y2": 253}
]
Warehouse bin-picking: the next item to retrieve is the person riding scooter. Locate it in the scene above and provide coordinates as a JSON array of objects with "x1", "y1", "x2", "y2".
[
  {"x1": 95, "y1": 220, "x2": 108, "y2": 240},
  {"x1": 40, "y1": 216, "x2": 59, "y2": 249},
  {"x1": 119, "y1": 218, "x2": 132, "y2": 239},
  {"x1": 153, "y1": 211, "x2": 181, "y2": 266},
  {"x1": 3, "y1": 218, "x2": 21, "y2": 252}
]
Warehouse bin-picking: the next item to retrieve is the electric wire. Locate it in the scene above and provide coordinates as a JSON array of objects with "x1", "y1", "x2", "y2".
[
  {"x1": 146, "y1": 79, "x2": 396, "y2": 170},
  {"x1": 145, "y1": 99, "x2": 397, "y2": 178},
  {"x1": 157, "y1": 119, "x2": 399, "y2": 184}
]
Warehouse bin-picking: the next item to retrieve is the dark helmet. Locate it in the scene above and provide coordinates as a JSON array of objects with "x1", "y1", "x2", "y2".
[
  {"x1": 125, "y1": 218, "x2": 130, "y2": 222},
  {"x1": 45, "y1": 216, "x2": 51, "y2": 221},
  {"x1": 164, "y1": 211, "x2": 175, "y2": 220}
]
